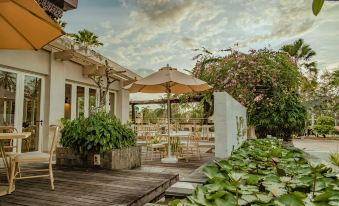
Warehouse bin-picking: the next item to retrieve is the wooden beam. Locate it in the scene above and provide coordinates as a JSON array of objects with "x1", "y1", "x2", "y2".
[
  {"x1": 83, "y1": 64, "x2": 105, "y2": 76},
  {"x1": 54, "y1": 50, "x2": 75, "y2": 61}
]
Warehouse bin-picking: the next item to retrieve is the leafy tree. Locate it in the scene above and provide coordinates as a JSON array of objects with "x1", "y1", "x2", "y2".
[
  {"x1": 70, "y1": 29, "x2": 103, "y2": 48},
  {"x1": 192, "y1": 48, "x2": 307, "y2": 140},
  {"x1": 310, "y1": 70, "x2": 339, "y2": 119},
  {"x1": 313, "y1": 115, "x2": 335, "y2": 137}
]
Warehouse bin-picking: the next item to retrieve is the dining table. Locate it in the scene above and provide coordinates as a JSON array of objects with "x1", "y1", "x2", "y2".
[{"x1": 0, "y1": 132, "x2": 31, "y2": 196}]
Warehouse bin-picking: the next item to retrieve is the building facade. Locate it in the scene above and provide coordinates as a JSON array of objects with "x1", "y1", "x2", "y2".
[{"x1": 0, "y1": 37, "x2": 140, "y2": 153}]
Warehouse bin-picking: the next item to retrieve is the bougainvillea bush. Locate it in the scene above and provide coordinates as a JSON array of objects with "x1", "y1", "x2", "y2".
[
  {"x1": 171, "y1": 139, "x2": 339, "y2": 206},
  {"x1": 192, "y1": 48, "x2": 307, "y2": 140}
]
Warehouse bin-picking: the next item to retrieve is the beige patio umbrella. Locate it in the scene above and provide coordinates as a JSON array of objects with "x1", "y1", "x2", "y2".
[
  {"x1": 125, "y1": 64, "x2": 210, "y2": 163},
  {"x1": 0, "y1": 0, "x2": 64, "y2": 50}
]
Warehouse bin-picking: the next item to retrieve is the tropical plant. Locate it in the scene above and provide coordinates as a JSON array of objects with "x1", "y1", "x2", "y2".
[
  {"x1": 329, "y1": 153, "x2": 339, "y2": 166},
  {"x1": 70, "y1": 29, "x2": 103, "y2": 48},
  {"x1": 192, "y1": 48, "x2": 307, "y2": 140},
  {"x1": 60, "y1": 112, "x2": 136, "y2": 157},
  {"x1": 0, "y1": 71, "x2": 16, "y2": 92},
  {"x1": 280, "y1": 38, "x2": 317, "y2": 80},
  {"x1": 171, "y1": 139, "x2": 339, "y2": 206},
  {"x1": 313, "y1": 115, "x2": 336, "y2": 137}
]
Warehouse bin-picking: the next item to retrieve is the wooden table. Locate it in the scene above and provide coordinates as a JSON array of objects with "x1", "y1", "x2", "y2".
[
  {"x1": 0, "y1": 132, "x2": 31, "y2": 196},
  {"x1": 159, "y1": 131, "x2": 191, "y2": 138}
]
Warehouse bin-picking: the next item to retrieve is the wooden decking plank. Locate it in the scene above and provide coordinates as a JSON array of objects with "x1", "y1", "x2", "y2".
[
  {"x1": 15, "y1": 179, "x2": 145, "y2": 203},
  {"x1": 0, "y1": 167, "x2": 178, "y2": 206}
]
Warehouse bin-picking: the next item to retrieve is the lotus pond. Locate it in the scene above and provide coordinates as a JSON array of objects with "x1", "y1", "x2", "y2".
[{"x1": 171, "y1": 139, "x2": 339, "y2": 206}]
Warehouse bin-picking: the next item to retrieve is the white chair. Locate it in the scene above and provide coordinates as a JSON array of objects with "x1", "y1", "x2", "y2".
[
  {"x1": 145, "y1": 132, "x2": 165, "y2": 160},
  {"x1": 8, "y1": 126, "x2": 59, "y2": 193}
]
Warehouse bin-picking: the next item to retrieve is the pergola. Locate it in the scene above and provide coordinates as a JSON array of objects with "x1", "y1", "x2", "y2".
[{"x1": 129, "y1": 96, "x2": 204, "y2": 123}]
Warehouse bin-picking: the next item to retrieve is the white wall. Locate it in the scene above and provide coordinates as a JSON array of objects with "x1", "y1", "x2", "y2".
[
  {"x1": 0, "y1": 49, "x2": 131, "y2": 152},
  {"x1": 214, "y1": 92, "x2": 247, "y2": 158}
]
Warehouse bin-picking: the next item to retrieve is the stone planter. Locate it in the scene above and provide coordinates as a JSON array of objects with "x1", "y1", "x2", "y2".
[{"x1": 56, "y1": 146, "x2": 141, "y2": 170}]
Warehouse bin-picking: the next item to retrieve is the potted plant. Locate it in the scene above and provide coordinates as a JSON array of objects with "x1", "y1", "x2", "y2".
[{"x1": 56, "y1": 112, "x2": 140, "y2": 170}]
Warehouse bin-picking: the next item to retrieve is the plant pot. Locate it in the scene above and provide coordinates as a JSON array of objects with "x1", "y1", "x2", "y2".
[{"x1": 56, "y1": 146, "x2": 141, "y2": 170}]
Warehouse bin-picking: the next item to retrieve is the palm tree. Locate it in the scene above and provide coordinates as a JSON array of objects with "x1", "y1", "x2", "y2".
[
  {"x1": 0, "y1": 71, "x2": 16, "y2": 92},
  {"x1": 280, "y1": 38, "x2": 318, "y2": 78},
  {"x1": 70, "y1": 29, "x2": 103, "y2": 48}
]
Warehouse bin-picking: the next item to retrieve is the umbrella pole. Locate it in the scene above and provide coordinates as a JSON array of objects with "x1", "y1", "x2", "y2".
[{"x1": 161, "y1": 88, "x2": 178, "y2": 163}]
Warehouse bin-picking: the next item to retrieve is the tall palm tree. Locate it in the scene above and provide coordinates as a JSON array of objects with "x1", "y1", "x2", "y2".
[
  {"x1": 280, "y1": 38, "x2": 318, "y2": 78},
  {"x1": 0, "y1": 71, "x2": 16, "y2": 92},
  {"x1": 70, "y1": 29, "x2": 103, "y2": 48}
]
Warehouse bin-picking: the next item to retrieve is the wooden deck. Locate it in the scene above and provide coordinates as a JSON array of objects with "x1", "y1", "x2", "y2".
[{"x1": 0, "y1": 167, "x2": 178, "y2": 206}]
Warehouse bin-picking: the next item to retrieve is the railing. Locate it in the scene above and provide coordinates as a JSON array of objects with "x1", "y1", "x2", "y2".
[{"x1": 134, "y1": 118, "x2": 213, "y2": 125}]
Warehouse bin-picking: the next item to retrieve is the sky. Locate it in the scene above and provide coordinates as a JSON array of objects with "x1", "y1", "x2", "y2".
[{"x1": 62, "y1": 0, "x2": 339, "y2": 101}]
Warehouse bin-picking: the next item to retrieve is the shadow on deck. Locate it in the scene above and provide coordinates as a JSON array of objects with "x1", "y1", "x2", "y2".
[{"x1": 0, "y1": 167, "x2": 178, "y2": 206}]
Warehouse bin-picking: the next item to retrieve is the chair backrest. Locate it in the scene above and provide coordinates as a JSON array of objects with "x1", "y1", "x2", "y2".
[
  {"x1": 49, "y1": 125, "x2": 60, "y2": 162},
  {"x1": 189, "y1": 132, "x2": 200, "y2": 146},
  {"x1": 0, "y1": 126, "x2": 18, "y2": 152}
]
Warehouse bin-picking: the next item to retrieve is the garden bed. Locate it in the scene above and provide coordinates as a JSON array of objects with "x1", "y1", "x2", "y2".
[
  {"x1": 56, "y1": 146, "x2": 141, "y2": 170},
  {"x1": 172, "y1": 138, "x2": 339, "y2": 206}
]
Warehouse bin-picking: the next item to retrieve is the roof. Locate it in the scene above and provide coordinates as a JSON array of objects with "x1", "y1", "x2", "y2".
[{"x1": 46, "y1": 36, "x2": 141, "y2": 82}]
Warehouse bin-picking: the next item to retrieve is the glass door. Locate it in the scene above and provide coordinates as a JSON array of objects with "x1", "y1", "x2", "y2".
[
  {"x1": 0, "y1": 70, "x2": 17, "y2": 127},
  {"x1": 22, "y1": 75, "x2": 43, "y2": 152}
]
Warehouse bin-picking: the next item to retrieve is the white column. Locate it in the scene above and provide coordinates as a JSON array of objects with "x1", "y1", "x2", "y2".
[
  {"x1": 44, "y1": 49, "x2": 66, "y2": 152},
  {"x1": 116, "y1": 81, "x2": 129, "y2": 123}
]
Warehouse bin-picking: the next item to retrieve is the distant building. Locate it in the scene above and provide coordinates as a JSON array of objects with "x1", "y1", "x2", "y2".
[{"x1": 36, "y1": 0, "x2": 78, "y2": 18}]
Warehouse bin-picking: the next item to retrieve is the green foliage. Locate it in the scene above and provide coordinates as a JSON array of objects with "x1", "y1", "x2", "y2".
[
  {"x1": 171, "y1": 139, "x2": 339, "y2": 206},
  {"x1": 329, "y1": 153, "x2": 339, "y2": 166},
  {"x1": 70, "y1": 29, "x2": 104, "y2": 48},
  {"x1": 60, "y1": 112, "x2": 136, "y2": 156},
  {"x1": 192, "y1": 48, "x2": 307, "y2": 140},
  {"x1": 313, "y1": 0, "x2": 325, "y2": 16},
  {"x1": 313, "y1": 116, "x2": 335, "y2": 137}
]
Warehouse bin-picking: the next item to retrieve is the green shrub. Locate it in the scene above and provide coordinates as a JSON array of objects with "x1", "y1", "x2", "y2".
[
  {"x1": 60, "y1": 112, "x2": 136, "y2": 156},
  {"x1": 313, "y1": 116, "x2": 335, "y2": 137},
  {"x1": 329, "y1": 153, "x2": 339, "y2": 166}
]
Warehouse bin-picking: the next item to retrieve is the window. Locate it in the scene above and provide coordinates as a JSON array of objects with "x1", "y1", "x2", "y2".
[
  {"x1": 108, "y1": 92, "x2": 115, "y2": 115},
  {"x1": 89, "y1": 88, "x2": 97, "y2": 115},
  {"x1": 64, "y1": 84, "x2": 72, "y2": 119},
  {"x1": 76, "y1": 86, "x2": 84, "y2": 118}
]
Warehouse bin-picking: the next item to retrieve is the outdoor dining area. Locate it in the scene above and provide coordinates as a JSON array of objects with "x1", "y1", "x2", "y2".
[{"x1": 134, "y1": 119, "x2": 214, "y2": 162}]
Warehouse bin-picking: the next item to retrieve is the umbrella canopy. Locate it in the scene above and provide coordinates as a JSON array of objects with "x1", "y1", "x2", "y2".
[
  {"x1": 125, "y1": 64, "x2": 210, "y2": 94},
  {"x1": 0, "y1": 0, "x2": 64, "y2": 50},
  {"x1": 125, "y1": 64, "x2": 210, "y2": 163}
]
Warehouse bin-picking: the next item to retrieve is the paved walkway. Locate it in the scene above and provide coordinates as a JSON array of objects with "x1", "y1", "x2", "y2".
[{"x1": 293, "y1": 138, "x2": 339, "y2": 162}]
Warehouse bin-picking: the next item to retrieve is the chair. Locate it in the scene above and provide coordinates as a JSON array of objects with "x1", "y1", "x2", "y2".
[
  {"x1": 180, "y1": 132, "x2": 201, "y2": 162},
  {"x1": 8, "y1": 126, "x2": 59, "y2": 193},
  {"x1": 145, "y1": 132, "x2": 165, "y2": 160},
  {"x1": 0, "y1": 126, "x2": 18, "y2": 153},
  {"x1": 22, "y1": 126, "x2": 36, "y2": 152}
]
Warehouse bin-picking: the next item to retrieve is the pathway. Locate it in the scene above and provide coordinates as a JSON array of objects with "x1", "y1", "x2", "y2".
[{"x1": 293, "y1": 138, "x2": 339, "y2": 162}]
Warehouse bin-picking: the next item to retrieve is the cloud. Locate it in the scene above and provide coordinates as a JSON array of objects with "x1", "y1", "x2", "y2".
[
  {"x1": 149, "y1": 55, "x2": 174, "y2": 65},
  {"x1": 134, "y1": 0, "x2": 194, "y2": 26},
  {"x1": 237, "y1": 0, "x2": 317, "y2": 46}
]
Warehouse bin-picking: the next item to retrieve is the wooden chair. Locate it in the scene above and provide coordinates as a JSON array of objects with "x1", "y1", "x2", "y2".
[
  {"x1": 180, "y1": 132, "x2": 201, "y2": 162},
  {"x1": 22, "y1": 126, "x2": 36, "y2": 152},
  {"x1": 145, "y1": 132, "x2": 165, "y2": 160},
  {"x1": 0, "y1": 126, "x2": 18, "y2": 153},
  {"x1": 8, "y1": 126, "x2": 59, "y2": 193}
]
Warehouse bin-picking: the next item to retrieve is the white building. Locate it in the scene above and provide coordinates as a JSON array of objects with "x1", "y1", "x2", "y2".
[{"x1": 0, "y1": 37, "x2": 141, "y2": 153}]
